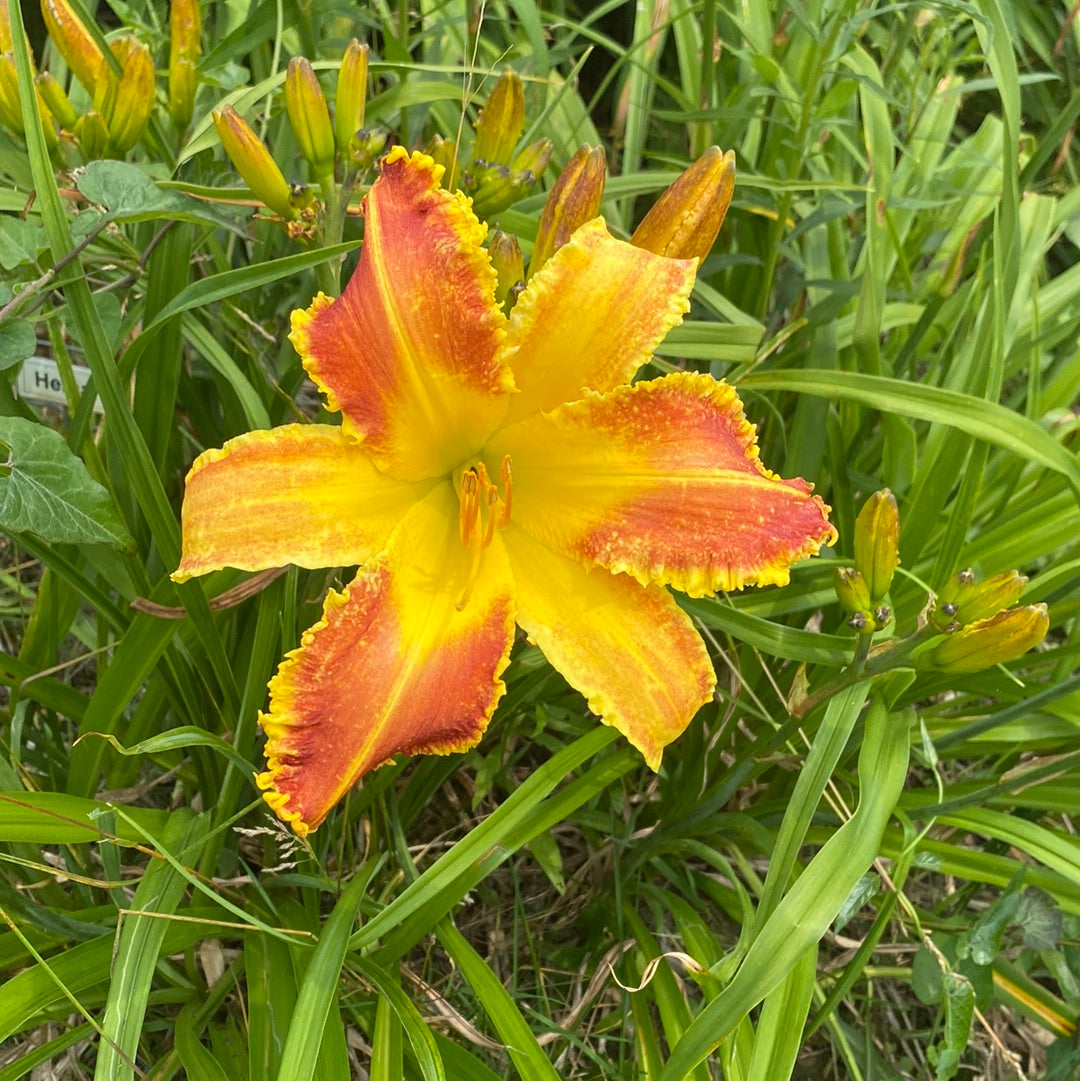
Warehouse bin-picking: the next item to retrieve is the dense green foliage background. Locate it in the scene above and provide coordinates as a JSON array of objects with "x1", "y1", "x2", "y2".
[{"x1": 1, "y1": 1, "x2": 1079, "y2": 1078}]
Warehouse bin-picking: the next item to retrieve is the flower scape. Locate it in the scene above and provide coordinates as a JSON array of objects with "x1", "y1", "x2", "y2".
[{"x1": 173, "y1": 147, "x2": 836, "y2": 837}]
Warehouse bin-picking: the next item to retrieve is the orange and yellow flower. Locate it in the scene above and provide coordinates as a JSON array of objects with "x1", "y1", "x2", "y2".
[{"x1": 174, "y1": 147, "x2": 835, "y2": 836}]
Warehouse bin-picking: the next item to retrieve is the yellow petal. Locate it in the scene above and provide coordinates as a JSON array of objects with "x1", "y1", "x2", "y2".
[
  {"x1": 292, "y1": 147, "x2": 514, "y2": 481},
  {"x1": 503, "y1": 525, "x2": 714, "y2": 769},
  {"x1": 257, "y1": 483, "x2": 516, "y2": 835},
  {"x1": 489, "y1": 372, "x2": 836, "y2": 597},
  {"x1": 501, "y1": 218, "x2": 695, "y2": 423},
  {"x1": 174, "y1": 425, "x2": 430, "y2": 581}
]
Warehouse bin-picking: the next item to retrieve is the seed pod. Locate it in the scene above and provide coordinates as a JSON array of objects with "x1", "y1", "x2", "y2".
[{"x1": 631, "y1": 146, "x2": 736, "y2": 262}]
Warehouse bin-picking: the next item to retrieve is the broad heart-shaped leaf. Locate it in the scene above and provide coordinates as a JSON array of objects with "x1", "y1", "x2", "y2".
[
  {"x1": 0, "y1": 417, "x2": 133, "y2": 548},
  {"x1": 75, "y1": 160, "x2": 244, "y2": 230}
]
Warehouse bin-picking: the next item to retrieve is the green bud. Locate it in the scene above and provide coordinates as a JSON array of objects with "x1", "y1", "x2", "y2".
[
  {"x1": 853, "y1": 489, "x2": 899, "y2": 605},
  {"x1": 74, "y1": 107, "x2": 108, "y2": 159},
  {"x1": 631, "y1": 146, "x2": 736, "y2": 262},
  {"x1": 530, "y1": 144, "x2": 606, "y2": 276},
  {"x1": 334, "y1": 39, "x2": 368, "y2": 156},
  {"x1": 511, "y1": 137, "x2": 552, "y2": 179},
  {"x1": 35, "y1": 71, "x2": 77, "y2": 129},
  {"x1": 834, "y1": 566, "x2": 872, "y2": 619},
  {"x1": 285, "y1": 57, "x2": 335, "y2": 182},
  {"x1": 927, "y1": 604, "x2": 1049, "y2": 675},
  {"x1": 213, "y1": 105, "x2": 296, "y2": 219},
  {"x1": 426, "y1": 133, "x2": 458, "y2": 189},
  {"x1": 473, "y1": 68, "x2": 524, "y2": 165},
  {"x1": 489, "y1": 230, "x2": 524, "y2": 308}
]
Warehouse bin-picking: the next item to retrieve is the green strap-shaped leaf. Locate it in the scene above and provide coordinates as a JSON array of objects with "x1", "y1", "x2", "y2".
[{"x1": 0, "y1": 417, "x2": 132, "y2": 548}]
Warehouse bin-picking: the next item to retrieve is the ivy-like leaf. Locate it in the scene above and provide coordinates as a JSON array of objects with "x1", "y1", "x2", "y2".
[
  {"x1": 0, "y1": 321, "x2": 36, "y2": 371},
  {"x1": 0, "y1": 417, "x2": 133, "y2": 548},
  {"x1": 75, "y1": 160, "x2": 244, "y2": 230}
]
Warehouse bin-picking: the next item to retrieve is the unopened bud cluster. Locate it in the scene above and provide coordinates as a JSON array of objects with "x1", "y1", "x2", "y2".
[
  {"x1": 925, "y1": 568, "x2": 1047, "y2": 674},
  {"x1": 833, "y1": 490, "x2": 898, "y2": 632},
  {"x1": 0, "y1": 0, "x2": 193, "y2": 161}
]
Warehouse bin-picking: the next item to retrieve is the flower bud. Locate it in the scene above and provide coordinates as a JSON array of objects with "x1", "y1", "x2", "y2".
[
  {"x1": 512, "y1": 137, "x2": 552, "y2": 177},
  {"x1": 927, "y1": 604, "x2": 1049, "y2": 675},
  {"x1": 41, "y1": 0, "x2": 104, "y2": 95},
  {"x1": 631, "y1": 146, "x2": 736, "y2": 262},
  {"x1": 950, "y1": 569, "x2": 1027, "y2": 626},
  {"x1": 105, "y1": 36, "x2": 154, "y2": 154},
  {"x1": 489, "y1": 229, "x2": 524, "y2": 307},
  {"x1": 334, "y1": 39, "x2": 368, "y2": 156},
  {"x1": 36, "y1": 71, "x2": 77, "y2": 129},
  {"x1": 426, "y1": 133, "x2": 458, "y2": 188},
  {"x1": 285, "y1": 57, "x2": 335, "y2": 182},
  {"x1": 530, "y1": 144, "x2": 606, "y2": 276},
  {"x1": 834, "y1": 566, "x2": 872, "y2": 620},
  {"x1": 473, "y1": 68, "x2": 524, "y2": 165},
  {"x1": 74, "y1": 107, "x2": 108, "y2": 159},
  {"x1": 853, "y1": 489, "x2": 899, "y2": 605},
  {"x1": 168, "y1": 0, "x2": 201, "y2": 130},
  {"x1": 0, "y1": 53, "x2": 23, "y2": 131},
  {"x1": 213, "y1": 105, "x2": 296, "y2": 219},
  {"x1": 0, "y1": 0, "x2": 12, "y2": 53},
  {"x1": 467, "y1": 162, "x2": 523, "y2": 219}
]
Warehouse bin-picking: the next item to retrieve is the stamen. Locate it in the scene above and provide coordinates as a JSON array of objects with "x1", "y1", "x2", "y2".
[
  {"x1": 499, "y1": 455, "x2": 513, "y2": 530},
  {"x1": 459, "y1": 470, "x2": 480, "y2": 546}
]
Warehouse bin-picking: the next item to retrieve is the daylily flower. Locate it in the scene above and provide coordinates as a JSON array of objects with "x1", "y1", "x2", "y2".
[{"x1": 174, "y1": 147, "x2": 835, "y2": 837}]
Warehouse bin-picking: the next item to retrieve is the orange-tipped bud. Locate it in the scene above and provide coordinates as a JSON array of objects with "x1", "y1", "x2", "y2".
[
  {"x1": 168, "y1": 0, "x2": 201, "y2": 129},
  {"x1": 530, "y1": 144, "x2": 606, "y2": 275},
  {"x1": 104, "y1": 36, "x2": 154, "y2": 154},
  {"x1": 473, "y1": 68, "x2": 524, "y2": 165},
  {"x1": 36, "y1": 71, "x2": 77, "y2": 129},
  {"x1": 927, "y1": 604, "x2": 1049, "y2": 674},
  {"x1": 213, "y1": 105, "x2": 295, "y2": 219},
  {"x1": 853, "y1": 489, "x2": 899, "y2": 606},
  {"x1": 74, "y1": 107, "x2": 108, "y2": 158},
  {"x1": 489, "y1": 229, "x2": 524, "y2": 307},
  {"x1": 285, "y1": 57, "x2": 335, "y2": 181},
  {"x1": 40, "y1": 0, "x2": 104, "y2": 95},
  {"x1": 632, "y1": 147, "x2": 736, "y2": 262},
  {"x1": 334, "y1": 39, "x2": 368, "y2": 156}
]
